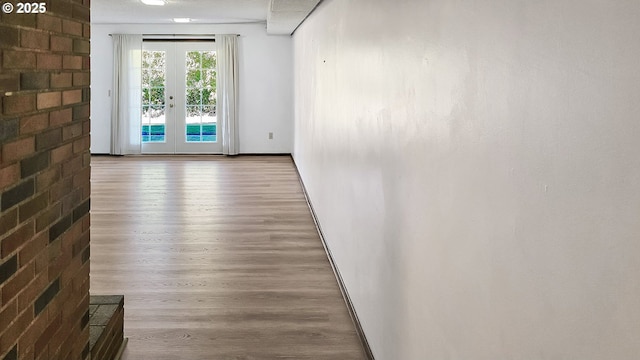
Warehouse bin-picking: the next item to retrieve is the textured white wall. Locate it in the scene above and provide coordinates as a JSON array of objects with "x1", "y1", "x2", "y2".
[
  {"x1": 293, "y1": 0, "x2": 640, "y2": 359},
  {"x1": 91, "y1": 23, "x2": 293, "y2": 154}
]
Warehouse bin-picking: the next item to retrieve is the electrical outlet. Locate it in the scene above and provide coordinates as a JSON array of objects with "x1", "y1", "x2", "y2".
[{"x1": 268, "y1": 132, "x2": 273, "y2": 140}]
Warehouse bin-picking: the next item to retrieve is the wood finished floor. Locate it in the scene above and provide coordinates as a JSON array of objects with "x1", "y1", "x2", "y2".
[{"x1": 89, "y1": 156, "x2": 365, "y2": 360}]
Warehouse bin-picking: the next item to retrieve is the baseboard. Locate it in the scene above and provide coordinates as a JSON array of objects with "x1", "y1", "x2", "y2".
[
  {"x1": 90, "y1": 153, "x2": 291, "y2": 156},
  {"x1": 291, "y1": 156, "x2": 375, "y2": 360},
  {"x1": 237, "y1": 153, "x2": 292, "y2": 156}
]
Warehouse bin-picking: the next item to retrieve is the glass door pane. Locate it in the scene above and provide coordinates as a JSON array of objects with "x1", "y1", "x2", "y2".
[
  {"x1": 175, "y1": 42, "x2": 221, "y2": 153},
  {"x1": 142, "y1": 50, "x2": 166, "y2": 143},
  {"x1": 185, "y1": 50, "x2": 217, "y2": 143},
  {"x1": 141, "y1": 42, "x2": 175, "y2": 154}
]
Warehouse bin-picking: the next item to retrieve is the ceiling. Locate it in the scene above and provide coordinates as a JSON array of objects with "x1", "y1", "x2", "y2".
[{"x1": 91, "y1": 0, "x2": 321, "y2": 35}]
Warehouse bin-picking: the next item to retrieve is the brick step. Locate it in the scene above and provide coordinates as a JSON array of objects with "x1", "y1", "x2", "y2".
[{"x1": 89, "y1": 295, "x2": 126, "y2": 360}]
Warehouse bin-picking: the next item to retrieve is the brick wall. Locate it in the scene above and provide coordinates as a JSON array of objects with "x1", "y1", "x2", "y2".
[{"x1": 0, "y1": 0, "x2": 91, "y2": 359}]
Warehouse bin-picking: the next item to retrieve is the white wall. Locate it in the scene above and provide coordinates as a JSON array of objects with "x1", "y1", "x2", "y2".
[
  {"x1": 293, "y1": 0, "x2": 640, "y2": 359},
  {"x1": 91, "y1": 23, "x2": 293, "y2": 154}
]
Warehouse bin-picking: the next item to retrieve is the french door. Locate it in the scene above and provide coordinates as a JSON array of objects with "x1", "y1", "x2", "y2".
[{"x1": 141, "y1": 41, "x2": 221, "y2": 154}]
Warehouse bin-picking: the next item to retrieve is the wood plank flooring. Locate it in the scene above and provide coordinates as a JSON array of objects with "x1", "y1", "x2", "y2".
[{"x1": 89, "y1": 156, "x2": 365, "y2": 359}]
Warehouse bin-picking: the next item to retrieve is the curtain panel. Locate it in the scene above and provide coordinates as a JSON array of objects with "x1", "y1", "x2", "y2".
[
  {"x1": 111, "y1": 34, "x2": 143, "y2": 155},
  {"x1": 217, "y1": 35, "x2": 239, "y2": 155}
]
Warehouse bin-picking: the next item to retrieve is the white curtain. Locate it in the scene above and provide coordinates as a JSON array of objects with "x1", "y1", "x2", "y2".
[
  {"x1": 111, "y1": 34, "x2": 143, "y2": 155},
  {"x1": 217, "y1": 35, "x2": 239, "y2": 155}
]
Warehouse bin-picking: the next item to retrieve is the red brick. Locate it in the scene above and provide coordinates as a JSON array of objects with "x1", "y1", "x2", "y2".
[
  {"x1": 50, "y1": 72, "x2": 72, "y2": 88},
  {"x1": 72, "y1": 230, "x2": 89, "y2": 258},
  {"x1": 50, "y1": 0, "x2": 73, "y2": 17},
  {"x1": 61, "y1": 222, "x2": 82, "y2": 253},
  {"x1": 62, "y1": 89, "x2": 82, "y2": 105},
  {"x1": 0, "y1": 208, "x2": 17, "y2": 237},
  {"x1": 36, "y1": 166, "x2": 61, "y2": 190},
  {"x1": 2, "y1": 262, "x2": 35, "y2": 304},
  {"x1": 1, "y1": 221, "x2": 35, "y2": 258},
  {"x1": 1, "y1": 13, "x2": 36, "y2": 28},
  {"x1": 62, "y1": 55, "x2": 82, "y2": 70},
  {"x1": 0, "y1": 300, "x2": 17, "y2": 335},
  {"x1": 82, "y1": 213, "x2": 90, "y2": 232},
  {"x1": 55, "y1": 326, "x2": 79, "y2": 360},
  {"x1": 20, "y1": 113, "x2": 49, "y2": 134},
  {"x1": 51, "y1": 36, "x2": 72, "y2": 52},
  {"x1": 36, "y1": 204, "x2": 61, "y2": 233},
  {"x1": 3, "y1": 94, "x2": 36, "y2": 115},
  {"x1": 20, "y1": 73, "x2": 49, "y2": 91},
  {"x1": 21, "y1": 30, "x2": 49, "y2": 50},
  {"x1": 50, "y1": 178, "x2": 73, "y2": 201},
  {"x1": 73, "y1": 135, "x2": 91, "y2": 153},
  {"x1": 34, "y1": 247, "x2": 49, "y2": 275},
  {"x1": 18, "y1": 232, "x2": 48, "y2": 272},
  {"x1": 72, "y1": 167, "x2": 90, "y2": 188},
  {"x1": 81, "y1": 87, "x2": 90, "y2": 103},
  {"x1": 2, "y1": 137, "x2": 35, "y2": 162},
  {"x1": 0, "y1": 25, "x2": 20, "y2": 47},
  {"x1": 36, "y1": 54, "x2": 62, "y2": 70},
  {"x1": 62, "y1": 189, "x2": 82, "y2": 214},
  {"x1": 61, "y1": 253, "x2": 82, "y2": 287},
  {"x1": 62, "y1": 123, "x2": 82, "y2": 141},
  {"x1": 73, "y1": 263, "x2": 89, "y2": 293},
  {"x1": 49, "y1": 108, "x2": 72, "y2": 126},
  {"x1": 82, "y1": 181, "x2": 90, "y2": 199},
  {"x1": 35, "y1": 312, "x2": 61, "y2": 356},
  {"x1": 73, "y1": 39, "x2": 90, "y2": 54},
  {"x1": 47, "y1": 236, "x2": 61, "y2": 259},
  {"x1": 62, "y1": 156, "x2": 82, "y2": 179},
  {"x1": 82, "y1": 147, "x2": 90, "y2": 165},
  {"x1": 63, "y1": 289, "x2": 88, "y2": 326},
  {"x1": 35, "y1": 349, "x2": 49, "y2": 360},
  {"x1": 83, "y1": 56, "x2": 90, "y2": 70},
  {"x1": 51, "y1": 144, "x2": 73, "y2": 165},
  {"x1": 0, "y1": 307, "x2": 33, "y2": 351},
  {"x1": 73, "y1": 104, "x2": 90, "y2": 120},
  {"x1": 48, "y1": 251, "x2": 71, "y2": 283},
  {"x1": 0, "y1": 73, "x2": 20, "y2": 92},
  {"x1": 37, "y1": 14, "x2": 62, "y2": 32},
  {"x1": 49, "y1": 300, "x2": 82, "y2": 359},
  {"x1": 76, "y1": 328, "x2": 90, "y2": 360},
  {"x1": 3, "y1": 51, "x2": 37, "y2": 69},
  {"x1": 37, "y1": 91, "x2": 61, "y2": 110},
  {"x1": 17, "y1": 298, "x2": 49, "y2": 353},
  {"x1": 72, "y1": 4, "x2": 90, "y2": 22},
  {"x1": 50, "y1": 308, "x2": 83, "y2": 357},
  {"x1": 62, "y1": 20, "x2": 82, "y2": 36},
  {"x1": 72, "y1": 72, "x2": 90, "y2": 86},
  {"x1": 36, "y1": 128, "x2": 62, "y2": 151},
  {"x1": 79, "y1": 179, "x2": 89, "y2": 202},
  {"x1": 72, "y1": 138, "x2": 84, "y2": 154},
  {"x1": 19, "y1": 193, "x2": 49, "y2": 223},
  {"x1": 21, "y1": 346, "x2": 35, "y2": 360},
  {"x1": 83, "y1": 23, "x2": 90, "y2": 38},
  {"x1": 0, "y1": 163, "x2": 20, "y2": 189}
]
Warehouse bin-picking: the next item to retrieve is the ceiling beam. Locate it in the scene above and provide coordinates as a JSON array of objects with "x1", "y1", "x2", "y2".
[{"x1": 266, "y1": 0, "x2": 322, "y2": 35}]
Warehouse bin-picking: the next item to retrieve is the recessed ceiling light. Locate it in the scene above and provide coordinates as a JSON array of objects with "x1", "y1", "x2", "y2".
[
  {"x1": 141, "y1": 0, "x2": 165, "y2": 5},
  {"x1": 173, "y1": 18, "x2": 191, "y2": 23}
]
